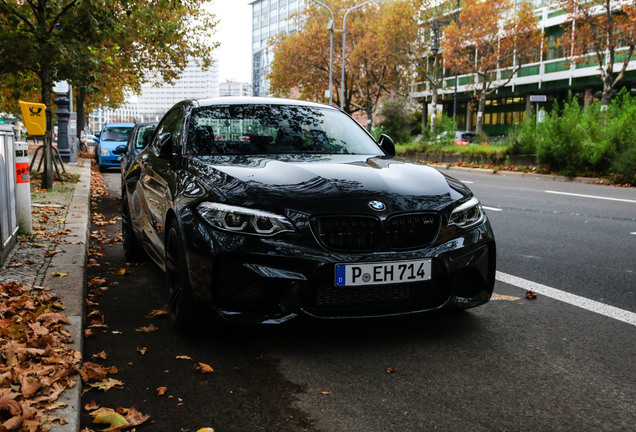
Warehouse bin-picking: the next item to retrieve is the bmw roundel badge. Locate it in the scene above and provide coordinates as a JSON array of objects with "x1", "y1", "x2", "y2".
[{"x1": 369, "y1": 201, "x2": 386, "y2": 211}]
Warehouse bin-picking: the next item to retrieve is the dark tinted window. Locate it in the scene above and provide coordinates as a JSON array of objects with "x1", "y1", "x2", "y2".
[{"x1": 187, "y1": 105, "x2": 381, "y2": 156}]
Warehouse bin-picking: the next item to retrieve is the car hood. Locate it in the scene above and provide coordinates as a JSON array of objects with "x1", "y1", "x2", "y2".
[
  {"x1": 187, "y1": 154, "x2": 470, "y2": 214},
  {"x1": 101, "y1": 140, "x2": 129, "y2": 150}
]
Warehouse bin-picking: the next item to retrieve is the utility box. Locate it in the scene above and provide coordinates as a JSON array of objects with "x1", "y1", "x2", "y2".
[{"x1": 0, "y1": 124, "x2": 18, "y2": 266}]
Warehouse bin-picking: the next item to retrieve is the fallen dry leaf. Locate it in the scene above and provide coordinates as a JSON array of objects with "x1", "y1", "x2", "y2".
[
  {"x1": 526, "y1": 290, "x2": 538, "y2": 300},
  {"x1": 147, "y1": 309, "x2": 169, "y2": 318},
  {"x1": 157, "y1": 386, "x2": 167, "y2": 396},
  {"x1": 84, "y1": 400, "x2": 100, "y2": 411},
  {"x1": 135, "y1": 324, "x2": 158, "y2": 333},
  {"x1": 114, "y1": 267, "x2": 130, "y2": 276},
  {"x1": 136, "y1": 347, "x2": 147, "y2": 355},
  {"x1": 176, "y1": 355, "x2": 193, "y2": 361},
  {"x1": 195, "y1": 362, "x2": 214, "y2": 374},
  {"x1": 90, "y1": 407, "x2": 128, "y2": 431},
  {"x1": 92, "y1": 351, "x2": 108, "y2": 360},
  {"x1": 320, "y1": 391, "x2": 331, "y2": 395},
  {"x1": 52, "y1": 271, "x2": 69, "y2": 278}
]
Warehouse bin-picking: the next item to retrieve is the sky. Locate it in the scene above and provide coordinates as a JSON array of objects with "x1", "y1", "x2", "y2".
[{"x1": 210, "y1": 0, "x2": 253, "y2": 83}]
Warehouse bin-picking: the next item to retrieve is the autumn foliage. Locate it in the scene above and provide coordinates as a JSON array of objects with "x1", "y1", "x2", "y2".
[
  {"x1": 269, "y1": 0, "x2": 419, "y2": 127},
  {"x1": 442, "y1": 0, "x2": 542, "y2": 133},
  {"x1": 558, "y1": 0, "x2": 636, "y2": 107}
]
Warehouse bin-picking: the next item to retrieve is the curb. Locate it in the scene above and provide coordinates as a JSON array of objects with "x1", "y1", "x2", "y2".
[
  {"x1": 428, "y1": 163, "x2": 608, "y2": 185},
  {"x1": 45, "y1": 159, "x2": 91, "y2": 432}
]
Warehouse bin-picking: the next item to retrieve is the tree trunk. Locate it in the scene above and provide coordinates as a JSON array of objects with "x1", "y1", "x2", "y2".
[
  {"x1": 475, "y1": 91, "x2": 487, "y2": 135},
  {"x1": 430, "y1": 86, "x2": 438, "y2": 133},
  {"x1": 466, "y1": 101, "x2": 473, "y2": 132},
  {"x1": 525, "y1": 94, "x2": 532, "y2": 121},
  {"x1": 421, "y1": 102, "x2": 428, "y2": 134},
  {"x1": 76, "y1": 87, "x2": 86, "y2": 140},
  {"x1": 600, "y1": 76, "x2": 612, "y2": 110},
  {"x1": 40, "y1": 65, "x2": 54, "y2": 190},
  {"x1": 366, "y1": 106, "x2": 373, "y2": 130}
]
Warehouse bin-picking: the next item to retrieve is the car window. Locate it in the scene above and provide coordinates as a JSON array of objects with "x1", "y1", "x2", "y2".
[
  {"x1": 135, "y1": 125, "x2": 157, "y2": 149},
  {"x1": 186, "y1": 105, "x2": 381, "y2": 156},
  {"x1": 101, "y1": 126, "x2": 133, "y2": 141},
  {"x1": 152, "y1": 108, "x2": 183, "y2": 153}
]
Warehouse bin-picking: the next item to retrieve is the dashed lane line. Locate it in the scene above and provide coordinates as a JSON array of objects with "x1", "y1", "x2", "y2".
[{"x1": 496, "y1": 271, "x2": 636, "y2": 327}]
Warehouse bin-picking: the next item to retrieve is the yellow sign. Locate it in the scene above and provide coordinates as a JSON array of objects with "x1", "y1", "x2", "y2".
[{"x1": 19, "y1": 100, "x2": 46, "y2": 136}]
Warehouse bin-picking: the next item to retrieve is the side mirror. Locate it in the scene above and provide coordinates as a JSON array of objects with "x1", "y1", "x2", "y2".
[
  {"x1": 92, "y1": 136, "x2": 100, "y2": 144},
  {"x1": 378, "y1": 134, "x2": 395, "y2": 157},
  {"x1": 157, "y1": 132, "x2": 173, "y2": 157},
  {"x1": 113, "y1": 144, "x2": 127, "y2": 155}
]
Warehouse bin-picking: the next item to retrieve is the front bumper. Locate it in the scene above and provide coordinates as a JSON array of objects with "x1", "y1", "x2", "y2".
[
  {"x1": 180, "y1": 211, "x2": 496, "y2": 324},
  {"x1": 98, "y1": 154, "x2": 121, "y2": 167}
]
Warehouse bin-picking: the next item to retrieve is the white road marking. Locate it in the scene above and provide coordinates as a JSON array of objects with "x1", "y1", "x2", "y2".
[
  {"x1": 496, "y1": 271, "x2": 636, "y2": 327},
  {"x1": 461, "y1": 180, "x2": 475, "y2": 184},
  {"x1": 631, "y1": 232, "x2": 636, "y2": 236},
  {"x1": 545, "y1": 190, "x2": 636, "y2": 204},
  {"x1": 482, "y1": 206, "x2": 502, "y2": 212}
]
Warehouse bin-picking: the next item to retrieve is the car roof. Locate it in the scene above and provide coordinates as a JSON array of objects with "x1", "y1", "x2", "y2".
[{"x1": 187, "y1": 97, "x2": 338, "y2": 111}]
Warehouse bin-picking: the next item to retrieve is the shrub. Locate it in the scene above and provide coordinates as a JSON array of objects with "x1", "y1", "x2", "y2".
[
  {"x1": 535, "y1": 91, "x2": 635, "y2": 183},
  {"x1": 507, "y1": 114, "x2": 538, "y2": 155},
  {"x1": 378, "y1": 97, "x2": 415, "y2": 143}
]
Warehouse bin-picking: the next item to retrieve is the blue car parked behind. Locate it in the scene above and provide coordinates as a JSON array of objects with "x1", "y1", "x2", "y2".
[{"x1": 94, "y1": 123, "x2": 134, "y2": 172}]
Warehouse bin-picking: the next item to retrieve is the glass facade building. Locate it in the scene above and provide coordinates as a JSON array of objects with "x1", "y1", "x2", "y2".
[{"x1": 251, "y1": 0, "x2": 306, "y2": 96}]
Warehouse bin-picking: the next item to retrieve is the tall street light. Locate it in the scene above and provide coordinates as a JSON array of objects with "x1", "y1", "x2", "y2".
[
  {"x1": 341, "y1": 0, "x2": 381, "y2": 110},
  {"x1": 312, "y1": 1, "x2": 335, "y2": 106}
]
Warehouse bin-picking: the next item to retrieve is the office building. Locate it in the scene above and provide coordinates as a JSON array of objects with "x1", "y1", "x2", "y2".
[
  {"x1": 251, "y1": 0, "x2": 306, "y2": 96},
  {"x1": 410, "y1": 0, "x2": 636, "y2": 135},
  {"x1": 220, "y1": 80, "x2": 254, "y2": 97}
]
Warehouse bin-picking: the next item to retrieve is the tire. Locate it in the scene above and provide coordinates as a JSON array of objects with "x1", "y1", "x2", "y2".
[
  {"x1": 165, "y1": 219, "x2": 206, "y2": 334},
  {"x1": 122, "y1": 195, "x2": 145, "y2": 262},
  {"x1": 98, "y1": 164, "x2": 106, "y2": 173}
]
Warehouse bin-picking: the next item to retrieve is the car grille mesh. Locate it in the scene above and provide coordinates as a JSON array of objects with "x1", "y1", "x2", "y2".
[
  {"x1": 313, "y1": 216, "x2": 381, "y2": 251},
  {"x1": 312, "y1": 213, "x2": 439, "y2": 252},
  {"x1": 386, "y1": 214, "x2": 439, "y2": 250}
]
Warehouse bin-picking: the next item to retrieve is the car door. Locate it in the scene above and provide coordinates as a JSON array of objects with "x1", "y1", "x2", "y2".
[{"x1": 136, "y1": 108, "x2": 184, "y2": 260}]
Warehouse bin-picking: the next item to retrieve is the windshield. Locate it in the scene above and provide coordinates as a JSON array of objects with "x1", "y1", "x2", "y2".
[
  {"x1": 101, "y1": 126, "x2": 133, "y2": 142},
  {"x1": 187, "y1": 105, "x2": 381, "y2": 156}
]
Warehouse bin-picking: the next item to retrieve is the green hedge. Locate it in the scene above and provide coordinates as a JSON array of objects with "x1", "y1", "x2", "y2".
[{"x1": 502, "y1": 90, "x2": 636, "y2": 184}]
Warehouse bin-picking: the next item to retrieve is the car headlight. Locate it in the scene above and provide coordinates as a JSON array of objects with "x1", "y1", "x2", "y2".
[
  {"x1": 196, "y1": 202, "x2": 296, "y2": 236},
  {"x1": 448, "y1": 197, "x2": 485, "y2": 229},
  {"x1": 100, "y1": 147, "x2": 110, "y2": 156}
]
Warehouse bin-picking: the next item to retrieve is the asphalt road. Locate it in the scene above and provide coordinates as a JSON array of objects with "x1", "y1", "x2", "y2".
[{"x1": 80, "y1": 169, "x2": 635, "y2": 432}]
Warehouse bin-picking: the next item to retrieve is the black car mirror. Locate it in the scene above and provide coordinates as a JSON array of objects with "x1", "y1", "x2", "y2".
[
  {"x1": 113, "y1": 144, "x2": 127, "y2": 155},
  {"x1": 157, "y1": 132, "x2": 173, "y2": 157},
  {"x1": 378, "y1": 134, "x2": 395, "y2": 157}
]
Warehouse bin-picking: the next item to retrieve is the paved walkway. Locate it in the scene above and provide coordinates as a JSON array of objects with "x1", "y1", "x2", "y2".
[{"x1": 0, "y1": 156, "x2": 91, "y2": 432}]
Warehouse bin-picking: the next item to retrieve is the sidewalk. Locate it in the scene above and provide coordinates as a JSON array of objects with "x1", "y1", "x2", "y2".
[{"x1": 0, "y1": 155, "x2": 91, "y2": 432}]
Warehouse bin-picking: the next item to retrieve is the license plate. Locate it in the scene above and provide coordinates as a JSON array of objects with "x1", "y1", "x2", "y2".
[{"x1": 335, "y1": 259, "x2": 432, "y2": 287}]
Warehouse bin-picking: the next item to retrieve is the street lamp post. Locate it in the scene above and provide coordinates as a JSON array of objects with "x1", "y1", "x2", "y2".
[
  {"x1": 341, "y1": 0, "x2": 381, "y2": 110},
  {"x1": 312, "y1": 1, "x2": 335, "y2": 106}
]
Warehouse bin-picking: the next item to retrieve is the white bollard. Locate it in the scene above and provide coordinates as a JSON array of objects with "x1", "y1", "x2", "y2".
[{"x1": 14, "y1": 141, "x2": 32, "y2": 234}]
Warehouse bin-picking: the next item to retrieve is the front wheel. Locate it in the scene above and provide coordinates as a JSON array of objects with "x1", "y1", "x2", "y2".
[{"x1": 165, "y1": 219, "x2": 206, "y2": 334}]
